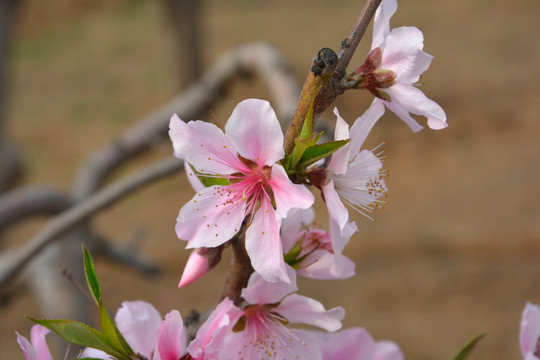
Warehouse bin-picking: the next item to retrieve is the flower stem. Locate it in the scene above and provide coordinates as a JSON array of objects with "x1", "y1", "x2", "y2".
[{"x1": 219, "y1": 226, "x2": 253, "y2": 306}]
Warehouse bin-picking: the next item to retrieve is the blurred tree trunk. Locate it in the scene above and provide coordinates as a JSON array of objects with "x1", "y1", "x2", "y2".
[
  {"x1": 0, "y1": 0, "x2": 23, "y2": 192},
  {"x1": 161, "y1": 0, "x2": 203, "y2": 89}
]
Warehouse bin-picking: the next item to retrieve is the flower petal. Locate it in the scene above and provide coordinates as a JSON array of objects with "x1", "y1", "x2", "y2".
[
  {"x1": 269, "y1": 164, "x2": 314, "y2": 219},
  {"x1": 280, "y1": 207, "x2": 315, "y2": 252},
  {"x1": 322, "y1": 179, "x2": 349, "y2": 234},
  {"x1": 115, "y1": 301, "x2": 162, "y2": 359},
  {"x1": 225, "y1": 99, "x2": 285, "y2": 167},
  {"x1": 176, "y1": 185, "x2": 246, "y2": 249},
  {"x1": 30, "y1": 325, "x2": 52, "y2": 360},
  {"x1": 386, "y1": 84, "x2": 447, "y2": 131},
  {"x1": 326, "y1": 108, "x2": 351, "y2": 175},
  {"x1": 16, "y1": 331, "x2": 36, "y2": 360},
  {"x1": 169, "y1": 114, "x2": 248, "y2": 175},
  {"x1": 348, "y1": 101, "x2": 385, "y2": 156},
  {"x1": 381, "y1": 26, "x2": 433, "y2": 84},
  {"x1": 375, "y1": 341, "x2": 405, "y2": 360},
  {"x1": 79, "y1": 348, "x2": 109, "y2": 359},
  {"x1": 297, "y1": 252, "x2": 356, "y2": 280},
  {"x1": 372, "y1": 0, "x2": 398, "y2": 49},
  {"x1": 521, "y1": 302, "x2": 540, "y2": 356},
  {"x1": 245, "y1": 198, "x2": 289, "y2": 283},
  {"x1": 277, "y1": 294, "x2": 345, "y2": 332},
  {"x1": 242, "y1": 265, "x2": 298, "y2": 305},
  {"x1": 178, "y1": 250, "x2": 210, "y2": 288},
  {"x1": 154, "y1": 310, "x2": 185, "y2": 360},
  {"x1": 188, "y1": 298, "x2": 242, "y2": 359},
  {"x1": 318, "y1": 327, "x2": 376, "y2": 360},
  {"x1": 184, "y1": 162, "x2": 205, "y2": 192}
]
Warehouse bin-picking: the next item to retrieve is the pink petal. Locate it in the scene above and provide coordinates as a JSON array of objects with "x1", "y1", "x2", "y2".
[
  {"x1": 242, "y1": 265, "x2": 298, "y2": 305},
  {"x1": 319, "y1": 328, "x2": 376, "y2": 360},
  {"x1": 169, "y1": 114, "x2": 247, "y2": 175},
  {"x1": 176, "y1": 185, "x2": 246, "y2": 249},
  {"x1": 225, "y1": 99, "x2": 285, "y2": 168},
  {"x1": 277, "y1": 294, "x2": 345, "y2": 332},
  {"x1": 79, "y1": 348, "x2": 109, "y2": 359},
  {"x1": 375, "y1": 341, "x2": 405, "y2": 360},
  {"x1": 187, "y1": 298, "x2": 243, "y2": 359},
  {"x1": 348, "y1": 101, "x2": 385, "y2": 156},
  {"x1": 269, "y1": 164, "x2": 314, "y2": 219},
  {"x1": 386, "y1": 84, "x2": 447, "y2": 131},
  {"x1": 178, "y1": 250, "x2": 210, "y2": 288},
  {"x1": 16, "y1": 331, "x2": 36, "y2": 360},
  {"x1": 372, "y1": 0, "x2": 398, "y2": 49},
  {"x1": 326, "y1": 108, "x2": 351, "y2": 175},
  {"x1": 521, "y1": 302, "x2": 540, "y2": 356},
  {"x1": 322, "y1": 180, "x2": 349, "y2": 234},
  {"x1": 115, "y1": 301, "x2": 162, "y2": 358},
  {"x1": 245, "y1": 198, "x2": 289, "y2": 283},
  {"x1": 30, "y1": 325, "x2": 52, "y2": 360},
  {"x1": 154, "y1": 310, "x2": 185, "y2": 360},
  {"x1": 381, "y1": 26, "x2": 432, "y2": 84}
]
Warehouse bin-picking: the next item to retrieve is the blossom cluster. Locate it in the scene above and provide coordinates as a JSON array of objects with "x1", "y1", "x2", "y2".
[{"x1": 14, "y1": 0, "x2": 461, "y2": 359}]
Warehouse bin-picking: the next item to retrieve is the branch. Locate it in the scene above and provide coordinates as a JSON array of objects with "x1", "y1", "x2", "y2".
[
  {"x1": 72, "y1": 42, "x2": 300, "y2": 200},
  {"x1": 0, "y1": 157, "x2": 183, "y2": 292}
]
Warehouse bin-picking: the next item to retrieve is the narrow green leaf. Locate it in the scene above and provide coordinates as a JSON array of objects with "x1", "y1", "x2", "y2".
[
  {"x1": 298, "y1": 102, "x2": 315, "y2": 141},
  {"x1": 82, "y1": 245, "x2": 101, "y2": 306},
  {"x1": 287, "y1": 133, "x2": 322, "y2": 172},
  {"x1": 189, "y1": 163, "x2": 229, "y2": 187},
  {"x1": 99, "y1": 300, "x2": 134, "y2": 356},
  {"x1": 297, "y1": 139, "x2": 350, "y2": 169},
  {"x1": 28, "y1": 317, "x2": 128, "y2": 360},
  {"x1": 451, "y1": 333, "x2": 486, "y2": 360}
]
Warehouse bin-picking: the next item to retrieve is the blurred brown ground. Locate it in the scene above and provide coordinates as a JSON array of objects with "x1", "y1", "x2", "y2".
[{"x1": 1, "y1": 0, "x2": 539, "y2": 359}]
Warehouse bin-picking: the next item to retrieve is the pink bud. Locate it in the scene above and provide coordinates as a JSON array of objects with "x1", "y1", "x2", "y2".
[{"x1": 178, "y1": 247, "x2": 223, "y2": 288}]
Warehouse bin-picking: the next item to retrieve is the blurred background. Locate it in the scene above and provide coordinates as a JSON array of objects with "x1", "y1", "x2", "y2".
[{"x1": 1, "y1": 0, "x2": 539, "y2": 359}]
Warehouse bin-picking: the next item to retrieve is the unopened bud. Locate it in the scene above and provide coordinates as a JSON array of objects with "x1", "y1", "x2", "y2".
[{"x1": 178, "y1": 247, "x2": 223, "y2": 288}]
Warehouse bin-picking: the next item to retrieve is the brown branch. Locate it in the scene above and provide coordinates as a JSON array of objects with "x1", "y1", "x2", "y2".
[
  {"x1": 219, "y1": 228, "x2": 253, "y2": 306},
  {"x1": 0, "y1": 157, "x2": 183, "y2": 292}
]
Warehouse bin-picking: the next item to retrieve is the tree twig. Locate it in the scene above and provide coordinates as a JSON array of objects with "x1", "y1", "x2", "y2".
[{"x1": 0, "y1": 157, "x2": 183, "y2": 292}]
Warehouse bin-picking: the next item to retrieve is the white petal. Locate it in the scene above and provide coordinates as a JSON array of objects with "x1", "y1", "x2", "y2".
[
  {"x1": 372, "y1": 0, "x2": 398, "y2": 49},
  {"x1": 381, "y1": 26, "x2": 432, "y2": 84},
  {"x1": 386, "y1": 84, "x2": 447, "y2": 131},
  {"x1": 349, "y1": 101, "x2": 385, "y2": 156},
  {"x1": 322, "y1": 180, "x2": 350, "y2": 233},
  {"x1": 280, "y1": 207, "x2": 315, "y2": 252},
  {"x1": 375, "y1": 341, "x2": 405, "y2": 360},
  {"x1": 225, "y1": 99, "x2": 285, "y2": 167},
  {"x1": 326, "y1": 108, "x2": 351, "y2": 175}
]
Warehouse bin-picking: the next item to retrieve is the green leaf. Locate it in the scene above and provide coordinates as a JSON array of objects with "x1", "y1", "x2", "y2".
[
  {"x1": 297, "y1": 139, "x2": 350, "y2": 169},
  {"x1": 283, "y1": 235, "x2": 304, "y2": 264},
  {"x1": 28, "y1": 317, "x2": 129, "y2": 360},
  {"x1": 82, "y1": 245, "x2": 101, "y2": 306},
  {"x1": 188, "y1": 163, "x2": 229, "y2": 187},
  {"x1": 298, "y1": 101, "x2": 315, "y2": 141},
  {"x1": 99, "y1": 300, "x2": 134, "y2": 357},
  {"x1": 287, "y1": 133, "x2": 322, "y2": 171},
  {"x1": 451, "y1": 333, "x2": 486, "y2": 360}
]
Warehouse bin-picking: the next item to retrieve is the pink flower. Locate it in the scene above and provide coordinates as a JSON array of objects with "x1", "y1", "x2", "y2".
[
  {"x1": 16, "y1": 325, "x2": 53, "y2": 360},
  {"x1": 307, "y1": 327, "x2": 404, "y2": 360},
  {"x1": 82, "y1": 301, "x2": 186, "y2": 360},
  {"x1": 199, "y1": 267, "x2": 344, "y2": 360},
  {"x1": 520, "y1": 302, "x2": 540, "y2": 360},
  {"x1": 361, "y1": 0, "x2": 447, "y2": 132},
  {"x1": 281, "y1": 207, "x2": 355, "y2": 280},
  {"x1": 317, "y1": 106, "x2": 386, "y2": 257},
  {"x1": 169, "y1": 99, "x2": 314, "y2": 283}
]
